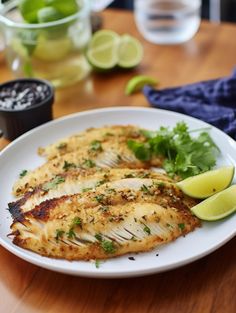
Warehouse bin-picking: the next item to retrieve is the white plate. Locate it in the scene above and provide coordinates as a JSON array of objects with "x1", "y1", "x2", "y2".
[{"x1": 0, "y1": 107, "x2": 235, "y2": 278}]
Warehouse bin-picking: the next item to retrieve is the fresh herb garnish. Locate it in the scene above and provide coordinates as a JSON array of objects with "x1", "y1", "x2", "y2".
[
  {"x1": 143, "y1": 225, "x2": 151, "y2": 235},
  {"x1": 42, "y1": 175, "x2": 65, "y2": 191},
  {"x1": 128, "y1": 122, "x2": 220, "y2": 179},
  {"x1": 178, "y1": 223, "x2": 185, "y2": 231},
  {"x1": 94, "y1": 194, "x2": 105, "y2": 203},
  {"x1": 90, "y1": 140, "x2": 103, "y2": 152},
  {"x1": 140, "y1": 184, "x2": 151, "y2": 195},
  {"x1": 67, "y1": 228, "x2": 76, "y2": 239},
  {"x1": 72, "y1": 217, "x2": 82, "y2": 227},
  {"x1": 95, "y1": 233, "x2": 103, "y2": 241},
  {"x1": 95, "y1": 259, "x2": 101, "y2": 268},
  {"x1": 63, "y1": 160, "x2": 76, "y2": 171},
  {"x1": 82, "y1": 159, "x2": 96, "y2": 168},
  {"x1": 101, "y1": 240, "x2": 116, "y2": 254},
  {"x1": 19, "y1": 169, "x2": 28, "y2": 178},
  {"x1": 55, "y1": 229, "x2": 64, "y2": 241},
  {"x1": 95, "y1": 180, "x2": 106, "y2": 187}
]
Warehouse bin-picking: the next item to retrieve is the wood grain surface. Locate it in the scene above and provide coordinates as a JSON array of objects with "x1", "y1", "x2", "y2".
[{"x1": 0, "y1": 9, "x2": 236, "y2": 313}]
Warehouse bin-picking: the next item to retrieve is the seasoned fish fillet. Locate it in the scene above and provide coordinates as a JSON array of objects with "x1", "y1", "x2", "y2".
[
  {"x1": 9, "y1": 169, "x2": 173, "y2": 218},
  {"x1": 10, "y1": 180, "x2": 199, "y2": 260},
  {"x1": 38, "y1": 125, "x2": 147, "y2": 160},
  {"x1": 13, "y1": 138, "x2": 163, "y2": 196}
]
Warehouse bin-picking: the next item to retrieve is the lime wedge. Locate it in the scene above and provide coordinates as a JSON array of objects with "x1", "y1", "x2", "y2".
[
  {"x1": 86, "y1": 30, "x2": 120, "y2": 70},
  {"x1": 45, "y1": 0, "x2": 79, "y2": 17},
  {"x1": 19, "y1": 0, "x2": 45, "y2": 23},
  {"x1": 37, "y1": 7, "x2": 64, "y2": 23},
  {"x1": 125, "y1": 75, "x2": 158, "y2": 95},
  {"x1": 191, "y1": 184, "x2": 236, "y2": 221},
  {"x1": 177, "y1": 166, "x2": 235, "y2": 199},
  {"x1": 33, "y1": 35, "x2": 72, "y2": 61},
  {"x1": 118, "y1": 34, "x2": 143, "y2": 68}
]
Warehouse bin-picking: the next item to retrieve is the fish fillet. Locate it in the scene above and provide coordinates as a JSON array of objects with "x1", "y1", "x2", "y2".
[
  {"x1": 10, "y1": 181, "x2": 199, "y2": 260},
  {"x1": 13, "y1": 138, "x2": 163, "y2": 196},
  {"x1": 9, "y1": 169, "x2": 173, "y2": 218},
  {"x1": 38, "y1": 125, "x2": 147, "y2": 160}
]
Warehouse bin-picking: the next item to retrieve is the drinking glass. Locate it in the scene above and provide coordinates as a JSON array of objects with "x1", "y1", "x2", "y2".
[
  {"x1": 0, "y1": 0, "x2": 92, "y2": 88},
  {"x1": 134, "y1": 0, "x2": 202, "y2": 44}
]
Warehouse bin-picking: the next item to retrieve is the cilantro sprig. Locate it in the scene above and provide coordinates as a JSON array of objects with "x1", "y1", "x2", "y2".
[{"x1": 128, "y1": 122, "x2": 220, "y2": 179}]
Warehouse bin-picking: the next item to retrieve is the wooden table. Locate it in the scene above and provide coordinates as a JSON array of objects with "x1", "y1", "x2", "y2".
[{"x1": 0, "y1": 9, "x2": 236, "y2": 313}]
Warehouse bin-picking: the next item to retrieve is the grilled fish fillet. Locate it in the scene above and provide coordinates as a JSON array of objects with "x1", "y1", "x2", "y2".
[
  {"x1": 13, "y1": 136, "x2": 163, "y2": 197},
  {"x1": 10, "y1": 179, "x2": 199, "y2": 260},
  {"x1": 38, "y1": 125, "x2": 147, "y2": 160},
  {"x1": 9, "y1": 169, "x2": 173, "y2": 219}
]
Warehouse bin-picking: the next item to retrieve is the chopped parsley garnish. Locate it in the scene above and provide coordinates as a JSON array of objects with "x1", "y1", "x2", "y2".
[
  {"x1": 94, "y1": 194, "x2": 105, "y2": 203},
  {"x1": 95, "y1": 233, "x2": 102, "y2": 241},
  {"x1": 178, "y1": 223, "x2": 185, "y2": 231},
  {"x1": 128, "y1": 122, "x2": 220, "y2": 179},
  {"x1": 95, "y1": 180, "x2": 106, "y2": 187},
  {"x1": 82, "y1": 159, "x2": 96, "y2": 168},
  {"x1": 72, "y1": 217, "x2": 82, "y2": 227},
  {"x1": 90, "y1": 140, "x2": 103, "y2": 152},
  {"x1": 63, "y1": 160, "x2": 76, "y2": 171},
  {"x1": 101, "y1": 240, "x2": 116, "y2": 254},
  {"x1": 42, "y1": 176, "x2": 65, "y2": 191},
  {"x1": 140, "y1": 184, "x2": 151, "y2": 195},
  {"x1": 19, "y1": 169, "x2": 28, "y2": 178},
  {"x1": 95, "y1": 259, "x2": 101, "y2": 268},
  {"x1": 57, "y1": 142, "x2": 67, "y2": 150},
  {"x1": 143, "y1": 225, "x2": 151, "y2": 235},
  {"x1": 55, "y1": 229, "x2": 64, "y2": 241},
  {"x1": 124, "y1": 173, "x2": 136, "y2": 178},
  {"x1": 67, "y1": 228, "x2": 76, "y2": 239}
]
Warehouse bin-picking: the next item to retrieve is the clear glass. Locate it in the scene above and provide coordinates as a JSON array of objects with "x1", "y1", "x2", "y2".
[
  {"x1": 0, "y1": 0, "x2": 92, "y2": 88},
  {"x1": 134, "y1": 0, "x2": 201, "y2": 44}
]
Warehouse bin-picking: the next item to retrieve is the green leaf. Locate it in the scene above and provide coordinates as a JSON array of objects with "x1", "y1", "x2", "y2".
[
  {"x1": 19, "y1": 169, "x2": 28, "y2": 178},
  {"x1": 101, "y1": 240, "x2": 116, "y2": 254},
  {"x1": 127, "y1": 140, "x2": 151, "y2": 161},
  {"x1": 42, "y1": 175, "x2": 65, "y2": 191},
  {"x1": 90, "y1": 140, "x2": 103, "y2": 152}
]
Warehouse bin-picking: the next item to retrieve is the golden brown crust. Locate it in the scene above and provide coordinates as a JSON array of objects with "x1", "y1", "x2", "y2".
[{"x1": 10, "y1": 182, "x2": 200, "y2": 260}]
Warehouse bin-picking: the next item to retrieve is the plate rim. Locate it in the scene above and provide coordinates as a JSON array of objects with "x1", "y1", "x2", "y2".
[{"x1": 0, "y1": 106, "x2": 235, "y2": 278}]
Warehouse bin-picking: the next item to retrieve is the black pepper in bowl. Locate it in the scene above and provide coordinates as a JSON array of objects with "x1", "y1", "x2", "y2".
[{"x1": 0, "y1": 79, "x2": 54, "y2": 140}]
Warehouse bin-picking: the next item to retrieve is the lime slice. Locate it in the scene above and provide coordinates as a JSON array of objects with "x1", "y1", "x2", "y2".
[
  {"x1": 118, "y1": 34, "x2": 143, "y2": 68},
  {"x1": 125, "y1": 75, "x2": 158, "y2": 95},
  {"x1": 177, "y1": 166, "x2": 235, "y2": 199},
  {"x1": 86, "y1": 30, "x2": 120, "y2": 70},
  {"x1": 33, "y1": 35, "x2": 72, "y2": 61},
  {"x1": 191, "y1": 184, "x2": 236, "y2": 221},
  {"x1": 37, "y1": 7, "x2": 64, "y2": 23},
  {"x1": 45, "y1": 0, "x2": 79, "y2": 17},
  {"x1": 19, "y1": 0, "x2": 45, "y2": 23}
]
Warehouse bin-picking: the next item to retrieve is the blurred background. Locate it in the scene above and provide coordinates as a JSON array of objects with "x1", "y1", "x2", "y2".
[{"x1": 108, "y1": 0, "x2": 236, "y2": 22}]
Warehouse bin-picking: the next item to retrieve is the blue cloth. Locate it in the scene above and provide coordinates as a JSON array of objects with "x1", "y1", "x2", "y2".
[{"x1": 143, "y1": 69, "x2": 236, "y2": 140}]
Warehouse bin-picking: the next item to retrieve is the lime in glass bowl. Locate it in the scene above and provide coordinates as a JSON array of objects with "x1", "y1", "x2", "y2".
[{"x1": 0, "y1": 0, "x2": 91, "y2": 88}]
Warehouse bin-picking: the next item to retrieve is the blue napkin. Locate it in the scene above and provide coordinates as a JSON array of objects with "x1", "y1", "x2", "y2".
[{"x1": 143, "y1": 68, "x2": 236, "y2": 140}]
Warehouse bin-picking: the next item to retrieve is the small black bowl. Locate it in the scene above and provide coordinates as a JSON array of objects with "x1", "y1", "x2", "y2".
[{"x1": 0, "y1": 78, "x2": 54, "y2": 140}]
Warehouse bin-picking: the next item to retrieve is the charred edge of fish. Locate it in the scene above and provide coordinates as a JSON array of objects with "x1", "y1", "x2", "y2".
[{"x1": 25, "y1": 195, "x2": 70, "y2": 221}]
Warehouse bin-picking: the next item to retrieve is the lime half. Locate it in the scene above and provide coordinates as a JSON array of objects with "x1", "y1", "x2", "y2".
[
  {"x1": 86, "y1": 30, "x2": 120, "y2": 70},
  {"x1": 125, "y1": 75, "x2": 158, "y2": 95},
  {"x1": 118, "y1": 34, "x2": 143, "y2": 68},
  {"x1": 191, "y1": 184, "x2": 236, "y2": 221},
  {"x1": 19, "y1": 0, "x2": 45, "y2": 23},
  {"x1": 177, "y1": 166, "x2": 235, "y2": 199}
]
